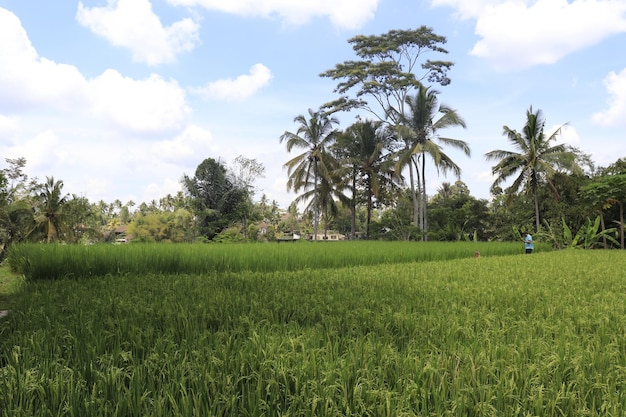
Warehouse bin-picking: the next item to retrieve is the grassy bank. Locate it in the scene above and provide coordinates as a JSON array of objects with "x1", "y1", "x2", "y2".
[{"x1": 0, "y1": 263, "x2": 22, "y2": 312}]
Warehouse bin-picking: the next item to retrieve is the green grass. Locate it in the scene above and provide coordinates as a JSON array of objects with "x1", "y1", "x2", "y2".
[
  {"x1": 2, "y1": 249, "x2": 626, "y2": 416},
  {"x1": 0, "y1": 263, "x2": 23, "y2": 312}
]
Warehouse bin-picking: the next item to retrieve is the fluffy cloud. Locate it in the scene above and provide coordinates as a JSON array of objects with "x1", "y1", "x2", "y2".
[
  {"x1": 592, "y1": 68, "x2": 626, "y2": 127},
  {"x1": 166, "y1": 0, "x2": 378, "y2": 29},
  {"x1": 151, "y1": 125, "x2": 215, "y2": 164},
  {"x1": 0, "y1": 115, "x2": 19, "y2": 139},
  {"x1": 192, "y1": 63, "x2": 273, "y2": 101},
  {"x1": 5, "y1": 130, "x2": 62, "y2": 173},
  {"x1": 0, "y1": 8, "x2": 89, "y2": 112},
  {"x1": 76, "y1": 0, "x2": 200, "y2": 65},
  {"x1": 0, "y1": 8, "x2": 190, "y2": 134},
  {"x1": 90, "y1": 70, "x2": 190, "y2": 133},
  {"x1": 554, "y1": 124, "x2": 581, "y2": 146},
  {"x1": 432, "y1": 0, "x2": 626, "y2": 71}
]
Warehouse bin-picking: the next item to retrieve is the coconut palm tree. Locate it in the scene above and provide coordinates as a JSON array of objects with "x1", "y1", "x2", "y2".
[
  {"x1": 393, "y1": 85, "x2": 469, "y2": 240},
  {"x1": 334, "y1": 120, "x2": 397, "y2": 238},
  {"x1": 36, "y1": 176, "x2": 69, "y2": 243},
  {"x1": 485, "y1": 106, "x2": 582, "y2": 232},
  {"x1": 293, "y1": 165, "x2": 349, "y2": 239},
  {"x1": 280, "y1": 109, "x2": 339, "y2": 240}
]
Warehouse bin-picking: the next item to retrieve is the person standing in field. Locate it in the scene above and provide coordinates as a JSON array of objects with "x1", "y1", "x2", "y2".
[{"x1": 522, "y1": 231, "x2": 534, "y2": 254}]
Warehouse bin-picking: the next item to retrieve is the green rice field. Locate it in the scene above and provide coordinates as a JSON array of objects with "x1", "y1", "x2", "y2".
[{"x1": 1, "y1": 242, "x2": 626, "y2": 416}]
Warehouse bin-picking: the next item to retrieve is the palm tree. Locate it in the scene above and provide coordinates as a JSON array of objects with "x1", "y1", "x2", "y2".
[
  {"x1": 36, "y1": 176, "x2": 68, "y2": 243},
  {"x1": 393, "y1": 85, "x2": 469, "y2": 240},
  {"x1": 485, "y1": 106, "x2": 581, "y2": 232},
  {"x1": 280, "y1": 109, "x2": 339, "y2": 240},
  {"x1": 334, "y1": 120, "x2": 397, "y2": 239},
  {"x1": 293, "y1": 166, "x2": 348, "y2": 239}
]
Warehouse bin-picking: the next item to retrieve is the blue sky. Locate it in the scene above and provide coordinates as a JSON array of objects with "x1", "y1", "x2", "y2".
[{"x1": 0, "y1": 0, "x2": 625, "y2": 209}]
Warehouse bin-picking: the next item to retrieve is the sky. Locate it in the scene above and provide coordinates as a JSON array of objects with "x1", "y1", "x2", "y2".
[{"x1": 0, "y1": 0, "x2": 625, "y2": 210}]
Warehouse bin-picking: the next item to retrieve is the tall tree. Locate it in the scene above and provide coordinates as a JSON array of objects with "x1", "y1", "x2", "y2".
[
  {"x1": 485, "y1": 106, "x2": 582, "y2": 232},
  {"x1": 292, "y1": 166, "x2": 348, "y2": 239},
  {"x1": 182, "y1": 158, "x2": 247, "y2": 240},
  {"x1": 580, "y1": 173, "x2": 626, "y2": 249},
  {"x1": 35, "y1": 176, "x2": 69, "y2": 243},
  {"x1": 280, "y1": 108, "x2": 339, "y2": 240},
  {"x1": 230, "y1": 156, "x2": 266, "y2": 238},
  {"x1": 62, "y1": 194, "x2": 95, "y2": 244},
  {"x1": 320, "y1": 28, "x2": 455, "y2": 239},
  {"x1": 428, "y1": 181, "x2": 489, "y2": 241},
  {"x1": 320, "y1": 27, "x2": 453, "y2": 122},
  {"x1": 393, "y1": 85, "x2": 469, "y2": 240},
  {"x1": 334, "y1": 120, "x2": 397, "y2": 238}
]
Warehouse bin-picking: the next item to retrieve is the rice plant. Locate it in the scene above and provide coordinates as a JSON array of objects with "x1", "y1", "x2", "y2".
[
  {"x1": 2, "y1": 250, "x2": 624, "y2": 416},
  {"x1": 6, "y1": 241, "x2": 545, "y2": 280}
]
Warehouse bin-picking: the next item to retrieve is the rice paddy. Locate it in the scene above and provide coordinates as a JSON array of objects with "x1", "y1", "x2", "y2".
[{"x1": 1, "y1": 243, "x2": 625, "y2": 416}]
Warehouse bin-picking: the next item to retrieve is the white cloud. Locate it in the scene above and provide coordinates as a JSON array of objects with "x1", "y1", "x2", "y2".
[
  {"x1": 432, "y1": 0, "x2": 626, "y2": 71},
  {"x1": 90, "y1": 70, "x2": 191, "y2": 133},
  {"x1": 0, "y1": 6, "x2": 199, "y2": 205},
  {"x1": 554, "y1": 124, "x2": 581, "y2": 146},
  {"x1": 0, "y1": 115, "x2": 19, "y2": 138},
  {"x1": 0, "y1": 8, "x2": 89, "y2": 112},
  {"x1": 431, "y1": 0, "x2": 496, "y2": 20},
  {"x1": 592, "y1": 68, "x2": 626, "y2": 126},
  {"x1": 166, "y1": 0, "x2": 378, "y2": 29},
  {"x1": 193, "y1": 63, "x2": 273, "y2": 101},
  {"x1": 0, "y1": 8, "x2": 191, "y2": 134},
  {"x1": 7, "y1": 130, "x2": 62, "y2": 173},
  {"x1": 477, "y1": 169, "x2": 495, "y2": 183},
  {"x1": 76, "y1": 0, "x2": 200, "y2": 65},
  {"x1": 151, "y1": 125, "x2": 215, "y2": 164},
  {"x1": 142, "y1": 178, "x2": 184, "y2": 203}
]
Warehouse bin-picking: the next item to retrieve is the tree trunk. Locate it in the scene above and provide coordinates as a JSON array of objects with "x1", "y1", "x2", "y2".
[
  {"x1": 421, "y1": 152, "x2": 428, "y2": 241},
  {"x1": 350, "y1": 175, "x2": 357, "y2": 239},
  {"x1": 47, "y1": 218, "x2": 53, "y2": 243},
  {"x1": 600, "y1": 211, "x2": 607, "y2": 249},
  {"x1": 409, "y1": 157, "x2": 419, "y2": 228},
  {"x1": 618, "y1": 202, "x2": 624, "y2": 249},
  {"x1": 533, "y1": 188, "x2": 540, "y2": 233},
  {"x1": 313, "y1": 161, "x2": 319, "y2": 241},
  {"x1": 366, "y1": 175, "x2": 373, "y2": 239}
]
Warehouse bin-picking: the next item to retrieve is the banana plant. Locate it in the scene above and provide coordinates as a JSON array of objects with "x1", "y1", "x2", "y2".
[{"x1": 539, "y1": 216, "x2": 619, "y2": 249}]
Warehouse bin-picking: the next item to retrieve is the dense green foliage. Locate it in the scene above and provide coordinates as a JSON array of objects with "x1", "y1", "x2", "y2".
[
  {"x1": 2, "y1": 249, "x2": 626, "y2": 416},
  {"x1": 181, "y1": 157, "x2": 252, "y2": 240}
]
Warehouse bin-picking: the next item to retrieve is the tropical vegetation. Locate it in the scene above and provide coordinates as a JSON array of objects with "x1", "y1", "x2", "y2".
[{"x1": 0, "y1": 28, "x2": 624, "y2": 252}]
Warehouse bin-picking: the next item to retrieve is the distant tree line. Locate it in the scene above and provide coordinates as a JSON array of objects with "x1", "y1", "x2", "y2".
[{"x1": 1, "y1": 151, "x2": 624, "y2": 254}]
